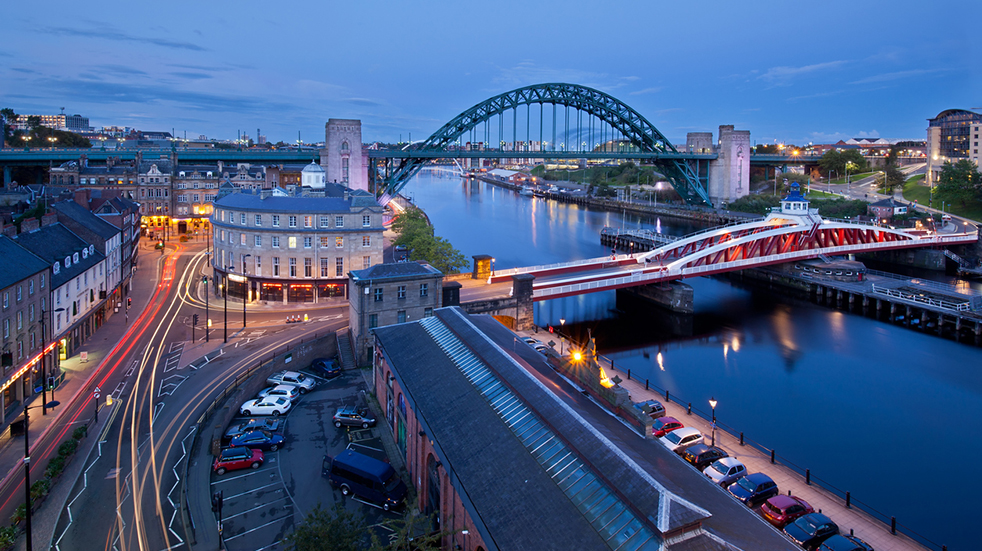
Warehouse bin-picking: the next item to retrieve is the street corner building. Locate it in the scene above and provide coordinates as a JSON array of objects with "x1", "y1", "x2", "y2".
[{"x1": 370, "y1": 306, "x2": 799, "y2": 551}]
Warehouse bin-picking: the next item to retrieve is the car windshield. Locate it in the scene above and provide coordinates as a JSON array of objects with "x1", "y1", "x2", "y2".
[
  {"x1": 736, "y1": 477, "x2": 757, "y2": 491},
  {"x1": 383, "y1": 472, "x2": 402, "y2": 492},
  {"x1": 665, "y1": 431, "x2": 683, "y2": 444},
  {"x1": 295, "y1": 374, "x2": 306, "y2": 382},
  {"x1": 797, "y1": 516, "x2": 821, "y2": 533}
]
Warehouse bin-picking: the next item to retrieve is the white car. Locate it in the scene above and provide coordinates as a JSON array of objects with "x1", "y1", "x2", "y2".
[
  {"x1": 533, "y1": 343, "x2": 550, "y2": 354},
  {"x1": 266, "y1": 371, "x2": 315, "y2": 394},
  {"x1": 240, "y1": 396, "x2": 292, "y2": 416},
  {"x1": 703, "y1": 457, "x2": 747, "y2": 487},
  {"x1": 257, "y1": 384, "x2": 301, "y2": 402},
  {"x1": 522, "y1": 337, "x2": 540, "y2": 345},
  {"x1": 659, "y1": 427, "x2": 703, "y2": 453}
]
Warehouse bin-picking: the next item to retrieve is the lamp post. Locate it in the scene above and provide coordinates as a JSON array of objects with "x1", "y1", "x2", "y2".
[
  {"x1": 828, "y1": 170, "x2": 835, "y2": 194},
  {"x1": 23, "y1": 400, "x2": 60, "y2": 551},
  {"x1": 39, "y1": 307, "x2": 66, "y2": 414},
  {"x1": 709, "y1": 397, "x2": 717, "y2": 447},
  {"x1": 559, "y1": 318, "x2": 566, "y2": 355},
  {"x1": 46, "y1": 136, "x2": 56, "y2": 148},
  {"x1": 491, "y1": 257, "x2": 495, "y2": 278},
  {"x1": 242, "y1": 254, "x2": 251, "y2": 328},
  {"x1": 220, "y1": 273, "x2": 227, "y2": 343},
  {"x1": 202, "y1": 275, "x2": 209, "y2": 342}
]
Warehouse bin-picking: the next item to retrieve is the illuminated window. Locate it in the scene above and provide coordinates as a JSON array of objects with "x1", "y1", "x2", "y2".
[
  {"x1": 288, "y1": 236, "x2": 297, "y2": 249},
  {"x1": 304, "y1": 216, "x2": 312, "y2": 228},
  {"x1": 320, "y1": 237, "x2": 330, "y2": 248},
  {"x1": 362, "y1": 236, "x2": 370, "y2": 247},
  {"x1": 336, "y1": 236, "x2": 343, "y2": 248}
]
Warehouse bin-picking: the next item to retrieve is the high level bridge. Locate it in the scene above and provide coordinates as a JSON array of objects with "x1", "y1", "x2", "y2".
[{"x1": 487, "y1": 185, "x2": 979, "y2": 301}]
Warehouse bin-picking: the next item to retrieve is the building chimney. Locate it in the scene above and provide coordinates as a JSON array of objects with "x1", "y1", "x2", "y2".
[
  {"x1": 41, "y1": 213, "x2": 58, "y2": 227},
  {"x1": 2, "y1": 224, "x2": 16, "y2": 238},
  {"x1": 21, "y1": 217, "x2": 40, "y2": 233},
  {"x1": 74, "y1": 188, "x2": 91, "y2": 207}
]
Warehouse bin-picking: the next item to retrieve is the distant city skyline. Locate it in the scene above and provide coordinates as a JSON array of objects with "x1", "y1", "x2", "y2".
[{"x1": 3, "y1": 1, "x2": 978, "y2": 146}]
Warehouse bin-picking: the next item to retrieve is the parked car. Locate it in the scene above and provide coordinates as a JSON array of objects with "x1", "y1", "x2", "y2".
[
  {"x1": 257, "y1": 384, "x2": 301, "y2": 402},
  {"x1": 633, "y1": 399, "x2": 666, "y2": 419},
  {"x1": 783, "y1": 513, "x2": 839, "y2": 550},
  {"x1": 704, "y1": 457, "x2": 747, "y2": 487},
  {"x1": 522, "y1": 337, "x2": 540, "y2": 345},
  {"x1": 533, "y1": 343, "x2": 550, "y2": 354},
  {"x1": 680, "y1": 444, "x2": 728, "y2": 470},
  {"x1": 239, "y1": 396, "x2": 292, "y2": 416},
  {"x1": 266, "y1": 370, "x2": 316, "y2": 393},
  {"x1": 310, "y1": 357, "x2": 341, "y2": 378},
  {"x1": 760, "y1": 494, "x2": 814, "y2": 528},
  {"x1": 213, "y1": 447, "x2": 264, "y2": 475},
  {"x1": 333, "y1": 405, "x2": 377, "y2": 428},
  {"x1": 224, "y1": 418, "x2": 281, "y2": 440},
  {"x1": 727, "y1": 472, "x2": 779, "y2": 507},
  {"x1": 817, "y1": 535, "x2": 873, "y2": 551},
  {"x1": 652, "y1": 416, "x2": 683, "y2": 438},
  {"x1": 229, "y1": 429, "x2": 286, "y2": 451},
  {"x1": 659, "y1": 427, "x2": 703, "y2": 453}
]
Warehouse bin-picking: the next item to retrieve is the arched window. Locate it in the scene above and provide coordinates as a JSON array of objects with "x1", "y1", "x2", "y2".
[{"x1": 341, "y1": 141, "x2": 349, "y2": 151}]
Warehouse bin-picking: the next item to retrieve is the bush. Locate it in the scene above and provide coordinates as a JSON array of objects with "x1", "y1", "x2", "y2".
[
  {"x1": 73, "y1": 426, "x2": 87, "y2": 440},
  {"x1": 30, "y1": 479, "x2": 49, "y2": 502},
  {"x1": 0, "y1": 525, "x2": 18, "y2": 549},
  {"x1": 45, "y1": 455, "x2": 66, "y2": 479},
  {"x1": 10, "y1": 503, "x2": 26, "y2": 526},
  {"x1": 58, "y1": 439, "x2": 78, "y2": 458}
]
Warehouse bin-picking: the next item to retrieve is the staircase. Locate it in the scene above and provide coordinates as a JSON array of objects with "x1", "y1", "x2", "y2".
[
  {"x1": 818, "y1": 254, "x2": 834, "y2": 264},
  {"x1": 943, "y1": 249, "x2": 970, "y2": 268},
  {"x1": 336, "y1": 328, "x2": 356, "y2": 369}
]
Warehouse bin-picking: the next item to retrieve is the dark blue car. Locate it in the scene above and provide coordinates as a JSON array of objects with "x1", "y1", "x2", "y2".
[
  {"x1": 229, "y1": 429, "x2": 286, "y2": 451},
  {"x1": 817, "y1": 534, "x2": 872, "y2": 551},
  {"x1": 310, "y1": 357, "x2": 341, "y2": 379},
  {"x1": 727, "y1": 472, "x2": 779, "y2": 507},
  {"x1": 784, "y1": 513, "x2": 839, "y2": 550}
]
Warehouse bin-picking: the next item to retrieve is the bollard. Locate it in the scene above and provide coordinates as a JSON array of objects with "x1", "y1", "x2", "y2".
[
  {"x1": 787, "y1": 490, "x2": 791, "y2": 496},
  {"x1": 846, "y1": 492, "x2": 850, "y2": 508},
  {"x1": 770, "y1": 450, "x2": 775, "y2": 464},
  {"x1": 850, "y1": 529, "x2": 854, "y2": 536},
  {"x1": 645, "y1": 379, "x2": 649, "y2": 390},
  {"x1": 891, "y1": 517, "x2": 896, "y2": 535},
  {"x1": 627, "y1": 368, "x2": 630, "y2": 380},
  {"x1": 805, "y1": 469, "x2": 810, "y2": 485},
  {"x1": 665, "y1": 390, "x2": 670, "y2": 403},
  {"x1": 739, "y1": 432, "x2": 744, "y2": 446}
]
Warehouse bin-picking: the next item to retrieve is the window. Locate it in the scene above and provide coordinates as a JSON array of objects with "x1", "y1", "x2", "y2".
[
  {"x1": 363, "y1": 256, "x2": 371, "y2": 269},
  {"x1": 17, "y1": 311, "x2": 23, "y2": 330},
  {"x1": 288, "y1": 236, "x2": 297, "y2": 249},
  {"x1": 29, "y1": 280, "x2": 34, "y2": 296},
  {"x1": 320, "y1": 237, "x2": 330, "y2": 248},
  {"x1": 397, "y1": 285, "x2": 406, "y2": 299},
  {"x1": 304, "y1": 216, "x2": 312, "y2": 228},
  {"x1": 255, "y1": 214, "x2": 262, "y2": 226},
  {"x1": 397, "y1": 310, "x2": 407, "y2": 323},
  {"x1": 362, "y1": 215, "x2": 371, "y2": 227},
  {"x1": 335, "y1": 236, "x2": 343, "y2": 248},
  {"x1": 319, "y1": 216, "x2": 329, "y2": 228},
  {"x1": 17, "y1": 286, "x2": 22, "y2": 302},
  {"x1": 272, "y1": 215, "x2": 280, "y2": 227},
  {"x1": 240, "y1": 233, "x2": 247, "y2": 245},
  {"x1": 420, "y1": 283, "x2": 428, "y2": 297},
  {"x1": 335, "y1": 216, "x2": 344, "y2": 228},
  {"x1": 304, "y1": 258, "x2": 312, "y2": 277},
  {"x1": 272, "y1": 236, "x2": 280, "y2": 248},
  {"x1": 289, "y1": 215, "x2": 297, "y2": 228},
  {"x1": 368, "y1": 314, "x2": 378, "y2": 329},
  {"x1": 336, "y1": 258, "x2": 344, "y2": 277},
  {"x1": 29, "y1": 304, "x2": 34, "y2": 322},
  {"x1": 424, "y1": 307, "x2": 433, "y2": 318},
  {"x1": 240, "y1": 213, "x2": 246, "y2": 224},
  {"x1": 374, "y1": 288, "x2": 383, "y2": 302},
  {"x1": 273, "y1": 257, "x2": 280, "y2": 276},
  {"x1": 362, "y1": 236, "x2": 371, "y2": 247},
  {"x1": 255, "y1": 256, "x2": 262, "y2": 276},
  {"x1": 289, "y1": 258, "x2": 297, "y2": 277},
  {"x1": 303, "y1": 236, "x2": 312, "y2": 248},
  {"x1": 2, "y1": 319, "x2": 7, "y2": 338},
  {"x1": 320, "y1": 258, "x2": 330, "y2": 277},
  {"x1": 220, "y1": 230, "x2": 225, "y2": 242},
  {"x1": 255, "y1": 235, "x2": 262, "y2": 247},
  {"x1": 3, "y1": 292, "x2": 7, "y2": 309}
]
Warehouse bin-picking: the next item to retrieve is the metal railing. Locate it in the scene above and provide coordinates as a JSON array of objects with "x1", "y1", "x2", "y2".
[{"x1": 871, "y1": 284, "x2": 972, "y2": 312}]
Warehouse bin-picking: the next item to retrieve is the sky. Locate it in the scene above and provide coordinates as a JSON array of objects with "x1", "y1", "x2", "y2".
[{"x1": 2, "y1": 1, "x2": 979, "y2": 146}]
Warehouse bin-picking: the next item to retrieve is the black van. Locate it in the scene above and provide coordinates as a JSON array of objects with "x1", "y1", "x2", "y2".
[{"x1": 323, "y1": 449, "x2": 407, "y2": 511}]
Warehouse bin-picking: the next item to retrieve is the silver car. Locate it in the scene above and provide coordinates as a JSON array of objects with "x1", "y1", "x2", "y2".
[
  {"x1": 266, "y1": 370, "x2": 315, "y2": 393},
  {"x1": 703, "y1": 457, "x2": 747, "y2": 487}
]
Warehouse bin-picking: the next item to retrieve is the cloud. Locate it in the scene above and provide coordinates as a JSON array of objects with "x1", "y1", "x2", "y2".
[
  {"x1": 621, "y1": 76, "x2": 640, "y2": 82},
  {"x1": 344, "y1": 98, "x2": 382, "y2": 107},
  {"x1": 786, "y1": 89, "x2": 845, "y2": 102},
  {"x1": 96, "y1": 64, "x2": 149, "y2": 77},
  {"x1": 170, "y1": 72, "x2": 212, "y2": 80},
  {"x1": 629, "y1": 87, "x2": 663, "y2": 95},
  {"x1": 759, "y1": 60, "x2": 847, "y2": 85},
  {"x1": 39, "y1": 25, "x2": 207, "y2": 51},
  {"x1": 849, "y1": 69, "x2": 937, "y2": 85},
  {"x1": 10, "y1": 67, "x2": 39, "y2": 74},
  {"x1": 491, "y1": 62, "x2": 612, "y2": 91}
]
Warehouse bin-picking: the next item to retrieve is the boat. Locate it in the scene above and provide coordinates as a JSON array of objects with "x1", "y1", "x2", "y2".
[{"x1": 519, "y1": 188, "x2": 534, "y2": 197}]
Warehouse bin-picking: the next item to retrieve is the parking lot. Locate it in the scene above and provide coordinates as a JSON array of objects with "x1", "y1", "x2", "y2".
[{"x1": 211, "y1": 367, "x2": 399, "y2": 551}]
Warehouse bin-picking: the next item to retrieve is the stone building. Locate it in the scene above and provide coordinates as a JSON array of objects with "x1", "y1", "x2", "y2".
[
  {"x1": 210, "y1": 183, "x2": 384, "y2": 304},
  {"x1": 323, "y1": 119, "x2": 367, "y2": 191},
  {"x1": 348, "y1": 261, "x2": 443, "y2": 366}
]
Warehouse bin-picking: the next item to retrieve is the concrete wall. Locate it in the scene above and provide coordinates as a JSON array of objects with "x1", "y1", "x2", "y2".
[{"x1": 708, "y1": 125, "x2": 750, "y2": 206}]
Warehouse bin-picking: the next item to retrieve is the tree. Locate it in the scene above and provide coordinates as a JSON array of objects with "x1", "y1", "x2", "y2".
[
  {"x1": 818, "y1": 150, "x2": 842, "y2": 178},
  {"x1": 879, "y1": 164, "x2": 906, "y2": 193},
  {"x1": 1, "y1": 107, "x2": 17, "y2": 144},
  {"x1": 935, "y1": 160, "x2": 982, "y2": 207},
  {"x1": 284, "y1": 503, "x2": 366, "y2": 551},
  {"x1": 26, "y1": 115, "x2": 41, "y2": 131},
  {"x1": 368, "y1": 510, "x2": 447, "y2": 551},
  {"x1": 391, "y1": 207, "x2": 468, "y2": 274}
]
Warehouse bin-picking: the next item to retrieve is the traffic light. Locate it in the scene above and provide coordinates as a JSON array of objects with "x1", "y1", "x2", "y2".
[
  {"x1": 211, "y1": 491, "x2": 222, "y2": 513},
  {"x1": 193, "y1": 313, "x2": 199, "y2": 326},
  {"x1": 127, "y1": 297, "x2": 132, "y2": 308}
]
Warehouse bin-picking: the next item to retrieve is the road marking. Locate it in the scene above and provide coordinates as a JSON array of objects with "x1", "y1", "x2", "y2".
[
  {"x1": 106, "y1": 468, "x2": 120, "y2": 480},
  {"x1": 222, "y1": 496, "x2": 290, "y2": 521},
  {"x1": 158, "y1": 374, "x2": 187, "y2": 396},
  {"x1": 124, "y1": 360, "x2": 137, "y2": 378},
  {"x1": 111, "y1": 382, "x2": 126, "y2": 400}
]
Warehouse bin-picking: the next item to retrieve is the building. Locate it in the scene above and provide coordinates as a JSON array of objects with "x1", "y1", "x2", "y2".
[
  {"x1": 0, "y1": 235, "x2": 50, "y2": 423},
  {"x1": 11, "y1": 113, "x2": 90, "y2": 133},
  {"x1": 210, "y1": 184, "x2": 384, "y2": 304},
  {"x1": 323, "y1": 119, "x2": 367, "y2": 191},
  {"x1": 868, "y1": 197, "x2": 908, "y2": 221},
  {"x1": 926, "y1": 109, "x2": 982, "y2": 185},
  {"x1": 138, "y1": 159, "x2": 173, "y2": 217},
  {"x1": 349, "y1": 261, "x2": 443, "y2": 366},
  {"x1": 174, "y1": 164, "x2": 219, "y2": 220},
  {"x1": 971, "y1": 122, "x2": 981, "y2": 168},
  {"x1": 371, "y1": 307, "x2": 798, "y2": 551}
]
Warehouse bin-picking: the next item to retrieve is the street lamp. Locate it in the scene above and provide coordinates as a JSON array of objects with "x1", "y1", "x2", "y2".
[
  {"x1": 46, "y1": 136, "x2": 56, "y2": 148},
  {"x1": 491, "y1": 257, "x2": 495, "y2": 278},
  {"x1": 23, "y1": 400, "x2": 60, "y2": 551},
  {"x1": 828, "y1": 170, "x2": 836, "y2": 194},
  {"x1": 220, "y1": 273, "x2": 227, "y2": 343},
  {"x1": 202, "y1": 275, "x2": 210, "y2": 342},
  {"x1": 242, "y1": 254, "x2": 252, "y2": 328},
  {"x1": 708, "y1": 397, "x2": 718, "y2": 447},
  {"x1": 39, "y1": 307, "x2": 66, "y2": 414},
  {"x1": 559, "y1": 318, "x2": 566, "y2": 355}
]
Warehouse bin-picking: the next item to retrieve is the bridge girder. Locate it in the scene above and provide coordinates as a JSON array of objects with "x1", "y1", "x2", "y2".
[{"x1": 382, "y1": 83, "x2": 712, "y2": 205}]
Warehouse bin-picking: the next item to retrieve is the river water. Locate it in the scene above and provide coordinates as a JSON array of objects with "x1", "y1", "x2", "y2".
[{"x1": 404, "y1": 169, "x2": 980, "y2": 550}]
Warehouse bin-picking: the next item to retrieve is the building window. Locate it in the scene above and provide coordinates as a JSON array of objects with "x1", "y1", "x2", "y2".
[
  {"x1": 3, "y1": 291, "x2": 7, "y2": 309},
  {"x1": 397, "y1": 285, "x2": 406, "y2": 299},
  {"x1": 29, "y1": 304, "x2": 34, "y2": 322},
  {"x1": 240, "y1": 213, "x2": 246, "y2": 225},
  {"x1": 362, "y1": 215, "x2": 371, "y2": 227},
  {"x1": 362, "y1": 236, "x2": 370, "y2": 247},
  {"x1": 319, "y1": 216, "x2": 329, "y2": 228},
  {"x1": 17, "y1": 311, "x2": 23, "y2": 330},
  {"x1": 368, "y1": 314, "x2": 378, "y2": 329},
  {"x1": 289, "y1": 215, "x2": 297, "y2": 228},
  {"x1": 255, "y1": 235, "x2": 262, "y2": 247},
  {"x1": 336, "y1": 236, "x2": 343, "y2": 248},
  {"x1": 240, "y1": 233, "x2": 247, "y2": 245},
  {"x1": 374, "y1": 288, "x2": 383, "y2": 302},
  {"x1": 17, "y1": 286, "x2": 22, "y2": 302},
  {"x1": 320, "y1": 237, "x2": 330, "y2": 248},
  {"x1": 420, "y1": 283, "x2": 428, "y2": 297},
  {"x1": 304, "y1": 216, "x2": 312, "y2": 228},
  {"x1": 320, "y1": 258, "x2": 330, "y2": 277},
  {"x1": 303, "y1": 237, "x2": 312, "y2": 248},
  {"x1": 29, "y1": 280, "x2": 34, "y2": 296},
  {"x1": 272, "y1": 215, "x2": 280, "y2": 227},
  {"x1": 289, "y1": 258, "x2": 297, "y2": 277},
  {"x1": 272, "y1": 236, "x2": 280, "y2": 248},
  {"x1": 288, "y1": 236, "x2": 297, "y2": 249},
  {"x1": 397, "y1": 310, "x2": 407, "y2": 324},
  {"x1": 335, "y1": 216, "x2": 344, "y2": 228},
  {"x1": 424, "y1": 307, "x2": 433, "y2": 318},
  {"x1": 363, "y1": 256, "x2": 371, "y2": 269},
  {"x1": 2, "y1": 319, "x2": 7, "y2": 338},
  {"x1": 255, "y1": 214, "x2": 262, "y2": 226},
  {"x1": 220, "y1": 230, "x2": 225, "y2": 242},
  {"x1": 273, "y1": 257, "x2": 280, "y2": 276},
  {"x1": 256, "y1": 256, "x2": 262, "y2": 276},
  {"x1": 304, "y1": 258, "x2": 312, "y2": 277},
  {"x1": 336, "y1": 258, "x2": 344, "y2": 277}
]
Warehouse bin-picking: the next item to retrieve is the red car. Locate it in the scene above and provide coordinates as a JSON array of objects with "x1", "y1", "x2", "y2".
[
  {"x1": 213, "y1": 447, "x2": 264, "y2": 475},
  {"x1": 760, "y1": 495, "x2": 814, "y2": 528},
  {"x1": 652, "y1": 416, "x2": 683, "y2": 438}
]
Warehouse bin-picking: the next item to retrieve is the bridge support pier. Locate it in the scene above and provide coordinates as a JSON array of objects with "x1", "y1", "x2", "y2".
[
  {"x1": 621, "y1": 281, "x2": 694, "y2": 314},
  {"x1": 2, "y1": 166, "x2": 10, "y2": 187},
  {"x1": 512, "y1": 274, "x2": 535, "y2": 331}
]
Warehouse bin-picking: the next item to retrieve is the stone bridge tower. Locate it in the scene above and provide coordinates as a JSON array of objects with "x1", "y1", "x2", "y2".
[
  {"x1": 323, "y1": 119, "x2": 367, "y2": 191},
  {"x1": 706, "y1": 125, "x2": 750, "y2": 206}
]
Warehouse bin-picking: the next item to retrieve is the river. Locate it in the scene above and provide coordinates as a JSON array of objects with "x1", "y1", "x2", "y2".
[{"x1": 404, "y1": 168, "x2": 980, "y2": 550}]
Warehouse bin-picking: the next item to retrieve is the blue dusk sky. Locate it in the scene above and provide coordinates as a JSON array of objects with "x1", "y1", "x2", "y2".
[{"x1": 2, "y1": 1, "x2": 979, "y2": 146}]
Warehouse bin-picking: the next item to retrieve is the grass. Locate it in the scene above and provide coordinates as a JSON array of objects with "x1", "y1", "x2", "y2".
[
  {"x1": 804, "y1": 189, "x2": 841, "y2": 199},
  {"x1": 829, "y1": 172, "x2": 874, "y2": 185},
  {"x1": 903, "y1": 176, "x2": 982, "y2": 223}
]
